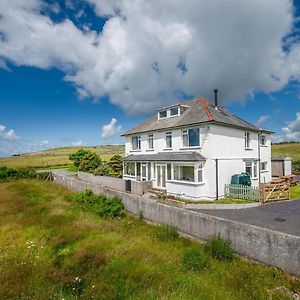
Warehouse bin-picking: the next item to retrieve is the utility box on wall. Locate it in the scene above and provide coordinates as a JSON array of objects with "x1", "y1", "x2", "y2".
[{"x1": 271, "y1": 157, "x2": 292, "y2": 177}]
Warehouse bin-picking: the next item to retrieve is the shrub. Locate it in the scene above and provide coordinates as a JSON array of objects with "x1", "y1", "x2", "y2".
[
  {"x1": 0, "y1": 166, "x2": 36, "y2": 182},
  {"x1": 154, "y1": 225, "x2": 179, "y2": 241},
  {"x1": 204, "y1": 235, "x2": 234, "y2": 261},
  {"x1": 66, "y1": 189, "x2": 124, "y2": 219},
  {"x1": 69, "y1": 149, "x2": 91, "y2": 167},
  {"x1": 292, "y1": 160, "x2": 300, "y2": 175},
  {"x1": 182, "y1": 247, "x2": 209, "y2": 271},
  {"x1": 79, "y1": 152, "x2": 101, "y2": 172},
  {"x1": 93, "y1": 162, "x2": 111, "y2": 176},
  {"x1": 108, "y1": 154, "x2": 123, "y2": 178}
]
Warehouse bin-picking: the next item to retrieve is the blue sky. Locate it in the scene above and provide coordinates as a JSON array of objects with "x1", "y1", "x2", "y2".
[{"x1": 0, "y1": 0, "x2": 300, "y2": 156}]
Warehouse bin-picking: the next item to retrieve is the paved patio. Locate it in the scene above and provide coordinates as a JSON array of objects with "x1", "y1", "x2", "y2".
[{"x1": 191, "y1": 200, "x2": 300, "y2": 237}]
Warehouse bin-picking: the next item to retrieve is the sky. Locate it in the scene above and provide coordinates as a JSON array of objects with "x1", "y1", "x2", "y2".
[{"x1": 1, "y1": 0, "x2": 300, "y2": 156}]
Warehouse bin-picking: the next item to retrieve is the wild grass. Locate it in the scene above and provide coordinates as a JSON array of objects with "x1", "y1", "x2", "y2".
[
  {"x1": 0, "y1": 145, "x2": 124, "y2": 169},
  {"x1": 291, "y1": 184, "x2": 300, "y2": 199},
  {"x1": 272, "y1": 142, "x2": 300, "y2": 161},
  {"x1": 0, "y1": 179, "x2": 299, "y2": 299}
]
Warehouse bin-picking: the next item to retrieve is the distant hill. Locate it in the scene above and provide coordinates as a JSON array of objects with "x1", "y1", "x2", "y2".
[
  {"x1": 0, "y1": 145, "x2": 125, "y2": 169},
  {"x1": 272, "y1": 142, "x2": 300, "y2": 161}
]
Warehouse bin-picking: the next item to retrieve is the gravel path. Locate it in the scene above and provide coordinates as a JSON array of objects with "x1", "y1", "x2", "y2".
[{"x1": 190, "y1": 200, "x2": 300, "y2": 237}]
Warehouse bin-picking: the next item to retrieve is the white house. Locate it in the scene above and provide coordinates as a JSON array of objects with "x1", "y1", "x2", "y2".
[{"x1": 122, "y1": 96, "x2": 273, "y2": 200}]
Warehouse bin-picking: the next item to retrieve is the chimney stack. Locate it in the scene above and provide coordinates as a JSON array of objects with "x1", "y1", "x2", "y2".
[{"x1": 214, "y1": 89, "x2": 218, "y2": 107}]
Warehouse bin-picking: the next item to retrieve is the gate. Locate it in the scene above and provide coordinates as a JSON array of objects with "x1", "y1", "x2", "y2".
[
  {"x1": 260, "y1": 181, "x2": 290, "y2": 203},
  {"x1": 125, "y1": 179, "x2": 132, "y2": 192}
]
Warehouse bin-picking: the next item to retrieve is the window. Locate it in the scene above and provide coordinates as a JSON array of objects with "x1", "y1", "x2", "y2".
[
  {"x1": 182, "y1": 128, "x2": 200, "y2": 147},
  {"x1": 245, "y1": 132, "x2": 250, "y2": 148},
  {"x1": 159, "y1": 110, "x2": 167, "y2": 119},
  {"x1": 170, "y1": 107, "x2": 179, "y2": 116},
  {"x1": 260, "y1": 135, "x2": 266, "y2": 146},
  {"x1": 124, "y1": 162, "x2": 135, "y2": 176},
  {"x1": 132, "y1": 136, "x2": 141, "y2": 150},
  {"x1": 245, "y1": 161, "x2": 258, "y2": 178},
  {"x1": 174, "y1": 165, "x2": 194, "y2": 182},
  {"x1": 167, "y1": 163, "x2": 172, "y2": 180},
  {"x1": 198, "y1": 164, "x2": 203, "y2": 183},
  {"x1": 148, "y1": 134, "x2": 154, "y2": 149},
  {"x1": 166, "y1": 131, "x2": 172, "y2": 148},
  {"x1": 260, "y1": 162, "x2": 267, "y2": 171}
]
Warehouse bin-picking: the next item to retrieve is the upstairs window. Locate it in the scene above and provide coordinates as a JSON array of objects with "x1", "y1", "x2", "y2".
[
  {"x1": 245, "y1": 132, "x2": 250, "y2": 148},
  {"x1": 148, "y1": 134, "x2": 154, "y2": 149},
  {"x1": 132, "y1": 136, "x2": 141, "y2": 150},
  {"x1": 170, "y1": 107, "x2": 179, "y2": 116},
  {"x1": 182, "y1": 128, "x2": 200, "y2": 147},
  {"x1": 260, "y1": 135, "x2": 266, "y2": 146},
  {"x1": 159, "y1": 110, "x2": 167, "y2": 119},
  {"x1": 166, "y1": 131, "x2": 172, "y2": 148}
]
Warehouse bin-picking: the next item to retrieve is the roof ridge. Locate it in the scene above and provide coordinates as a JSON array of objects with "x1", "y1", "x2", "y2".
[{"x1": 199, "y1": 97, "x2": 214, "y2": 121}]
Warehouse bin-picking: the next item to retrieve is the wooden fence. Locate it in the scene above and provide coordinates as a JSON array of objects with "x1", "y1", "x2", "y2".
[
  {"x1": 260, "y1": 182, "x2": 290, "y2": 203},
  {"x1": 224, "y1": 184, "x2": 260, "y2": 201}
]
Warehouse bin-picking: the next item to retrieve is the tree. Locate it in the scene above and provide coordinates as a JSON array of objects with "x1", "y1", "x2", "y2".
[
  {"x1": 108, "y1": 154, "x2": 123, "y2": 178},
  {"x1": 69, "y1": 149, "x2": 91, "y2": 167},
  {"x1": 79, "y1": 152, "x2": 102, "y2": 172},
  {"x1": 93, "y1": 162, "x2": 111, "y2": 176}
]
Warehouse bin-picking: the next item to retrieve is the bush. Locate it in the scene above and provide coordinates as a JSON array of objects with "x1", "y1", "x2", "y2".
[
  {"x1": 79, "y1": 152, "x2": 101, "y2": 172},
  {"x1": 93, "y1": 162, "x2": 111, "y2": 176},
  {"x1": 66, "y1": 189, "x2": 124, "y2": 219},
  {"x1": 182, "y1": 247, "x2": 209, "y2": 271},
  {"x1": 108, "y1": 154, "x2": 123, "y2": 178},
  {"x1": 154, "y1": 225, "x2": 179, "y2": 241},
  {"x1": 204, "y1": 235, "x2": 234, "y2": 261},
  {"x1": 292, "y1": 160, "x2": 300, "y2": 175},
  {"x1": 69, "y1": 149, "x2": 91, "y2": 167},
  {"x1": 0, "y1": 166, "x2": 36, "y2": 182}
]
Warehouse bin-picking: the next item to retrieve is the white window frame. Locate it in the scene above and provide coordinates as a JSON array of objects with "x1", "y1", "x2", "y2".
[
  {"x1": 182, "y1": 127, "x2": 200, "y2": 148},
  {"x1": 124, "y1": 162, "x2": 136, "y2": 177},
  {"x1": 148, "y1": 134, "x2": 154, "y2": 149},
  {"x1": 170, "y1": 107, "x2": 179, "y2": 117},
  {"x1": 197, "y1": 163, "x2": 204, "y2": 183},
  {"x1": 260, "y1": 161, "x2": 267, "y2": 171},
  {"x1": 165, "y1": 131, "x2": 172, "y2": 149},
  {"x1": 245, "y1": 160, "x2": 258, "y2": 179},
  {"x1": 245, "y1": 132, "x2": 251, "y2": 149},
  {"x1": 132, "y1": 136, "x2": 141, "y2": 150},
  {"x1": 173, "y1": 164, "x2": 195, "y2": 182},
  {"x1": 158, "y1": 110, "x2": 167, "y2": 119},
  {"x1": 260, "y1": 135, "x2": 266, "y2": 146}
]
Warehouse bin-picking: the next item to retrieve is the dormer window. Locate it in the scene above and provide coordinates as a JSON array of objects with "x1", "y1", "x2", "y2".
[
  {"x1": 170, "y1": 107, "x2": 179, "y2": 116},
  {"x1": 159, "y1": 110, "x2": 167, "y2": 119}
]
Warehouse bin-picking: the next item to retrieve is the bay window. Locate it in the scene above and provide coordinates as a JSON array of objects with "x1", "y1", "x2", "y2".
[
  {"x1": 174, "y1": 165, "x2": 194, "y2": 182},
  {"x1": 124, "y1": 162, "x2": 136, "y2": 176}
]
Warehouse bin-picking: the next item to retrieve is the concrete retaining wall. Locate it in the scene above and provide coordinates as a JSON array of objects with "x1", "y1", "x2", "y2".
[{"x1": 52, "y1": 172, "x2": 300, "y2": 275}]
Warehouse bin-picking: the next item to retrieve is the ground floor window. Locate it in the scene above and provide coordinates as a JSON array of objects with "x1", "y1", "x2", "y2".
[
  {"x1": 245, "y1": 161, "x2": 258, "y2": 178},
  {"x1": 174, "y1": 164, "x2": 194, "y2": 182},
  {"x1": 260, "y1": 161, "x2": 267, "y2": 171},
  {"x1": 198, "y1": 164, "x2": 203, "y2": 183},
  {"x1": 124, "y1": 162, "x2": 135, "y2": 176}
]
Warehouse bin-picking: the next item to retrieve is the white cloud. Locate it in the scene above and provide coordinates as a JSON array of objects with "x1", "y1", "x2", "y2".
[
  {"x1": 0, "y1": 1, "x2": 300, "y2": 114},
  {"x1": 281, "y1": 112, "x2": 300, "y2": 141},
  {"x1": 255, "y1": 115, "x2": 270, "y2": 127},
  {"x1": 0, "y1": 124, "x2": 19, "y2": 141},
  {"x1": 71, "y1": 140, "x2": 85, "y2": 146},
  {"x1": 0, "y1": 124, "x2": 5, "y2": 133},
  {"x1": 101, "y1": 118, "x2": 122, "y2": 139},
  {"x1": 27, "y1": 140, "x2": 49, "y2": 147}
]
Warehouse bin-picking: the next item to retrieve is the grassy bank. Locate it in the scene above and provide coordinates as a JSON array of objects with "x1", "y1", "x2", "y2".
[
  {"x1": 0, "y1": 179, "x2": 299, "y2": 299},
  {"x1": 0, "y1": 145, "x2": 124, "y2": 169},
  {"x1": 272, "y1": 142, "x2": 300, "y2": 161}
]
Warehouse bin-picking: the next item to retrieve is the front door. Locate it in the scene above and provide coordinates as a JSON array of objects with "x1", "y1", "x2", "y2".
[{"x1": 156, "y1": 164, "x2": 166, "y2": 188}]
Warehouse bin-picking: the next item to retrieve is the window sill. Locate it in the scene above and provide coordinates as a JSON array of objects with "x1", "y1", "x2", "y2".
[
  {"x1": 245, "y1": 148, "x2": 253, "y2": 151},
  {"x1": 251, "y1": 177, "x2": 258, "y2": 180},
  {"x1": 260, "y1": 170, "x2": 268, "y2": 173},
  {"x1": 146, "y1": 149, "x2": 155, "y2": 152},
  {"x1": 163, "y1": 148, "x2": 173, "y2": 151},
  {"x1": 260, "y1": 145, "x2": 268, "y2": 147},
  {"x1": 123, "y1": 174, "x2": 136, "y2": 178},
  {"x1": 130, "y1": 149, "x2": 141, "y2": 152},
  {"x1": 166, "y1": 180, "x2": 205, "y2": 186},
  {"x1": 179, "y1": 146, "x2": 201, "y2": 150}
]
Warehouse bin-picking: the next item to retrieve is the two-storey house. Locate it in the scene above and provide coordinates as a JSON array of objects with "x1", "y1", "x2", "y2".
[{"x1": 122, "y1": 97, "x2": 273, "y2": 200}]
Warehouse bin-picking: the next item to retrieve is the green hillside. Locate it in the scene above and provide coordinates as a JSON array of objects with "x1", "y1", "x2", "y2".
[
  {"x1": 272, "y1": 142, "x2": 300, "y2": 161},
  {"x1": 0, "y1": 145, "x2": 124, "y2": 169}
]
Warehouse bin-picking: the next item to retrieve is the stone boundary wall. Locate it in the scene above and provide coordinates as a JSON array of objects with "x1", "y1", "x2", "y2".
[{"x1": 52, "y1": 172, "x2": 300, "y2": 276}]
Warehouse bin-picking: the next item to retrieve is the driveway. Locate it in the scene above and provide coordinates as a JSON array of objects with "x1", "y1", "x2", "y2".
[{"x1": 190, "y1": 200, "x2": 300, "y2": 237}]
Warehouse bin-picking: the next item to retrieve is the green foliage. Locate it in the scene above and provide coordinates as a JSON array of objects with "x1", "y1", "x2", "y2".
[
  {"x1": 69, "y1": 149, "x2": 91, "y2": 167},
  {"x1": 66, "y1": 189, "x2": 124, "y2": 219},
  {"x1": 108, "y1": 154, "x2": 123, "y2": 178},
  {"x1": 93, "y1": 162, "x2": 111, "y2": 176},
  {"x1": 292, "y1": 160, "x2": 300, "y2": 175},
  {"x1": 154, "y1": 225, "x2": 179, "y2": 241},
  {"x1": 182, "y1": 247, "x2": 209, "y2": 271},
  {"x1": 204, "y1": 235, "x2": 234, "y2": 261},
  {"x1": 0, "y1": 166, "x2": 36, "y2": 182},
  {"x1": 79, "y1": 152, "x2": 102, "y2": 172}
]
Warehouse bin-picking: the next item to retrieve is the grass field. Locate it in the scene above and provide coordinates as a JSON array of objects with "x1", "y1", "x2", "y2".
[
  {"x1": 0, "y1": 179, "x2": 299, "y2": 299},
  {"x1": 272, "y1": 142, "x2": 300, "y2": 161},
  {"x1": 0, "y1": 145, "x2": 124, "y2": 169}
]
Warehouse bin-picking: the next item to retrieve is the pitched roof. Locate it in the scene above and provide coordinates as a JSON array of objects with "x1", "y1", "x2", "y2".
[
  {"x1": 123, "y1": 151, "x2": 205, "y2": 162},
  {"x1": 122, "y1": 97, "x2": 269, "y2": 136}
]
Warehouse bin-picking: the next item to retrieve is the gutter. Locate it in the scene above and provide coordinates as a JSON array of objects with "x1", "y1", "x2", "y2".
[{"x1": 215, "y1": 159, "x2": 219, "y2": 201}]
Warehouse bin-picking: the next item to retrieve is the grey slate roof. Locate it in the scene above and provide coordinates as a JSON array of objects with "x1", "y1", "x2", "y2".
[
  {"x1": 123, "y1": 152, "x2": 206, "y2": 162},
  {"x1": 122, "y1": 98, "x2": 271, "y2": 136}
]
